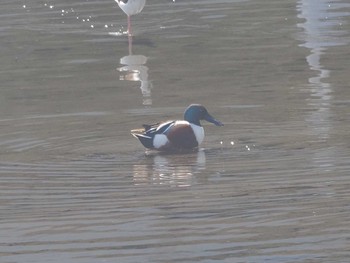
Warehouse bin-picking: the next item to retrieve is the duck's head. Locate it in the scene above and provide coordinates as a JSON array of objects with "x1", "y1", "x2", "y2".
[{"x1": 184, "y1": 104, "x2": 224, "y2": 127}]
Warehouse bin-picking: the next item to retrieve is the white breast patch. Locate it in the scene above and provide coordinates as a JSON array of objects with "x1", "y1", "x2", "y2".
[{"x1": 190, "y1": 123, "x2": 204, "y2": 145}]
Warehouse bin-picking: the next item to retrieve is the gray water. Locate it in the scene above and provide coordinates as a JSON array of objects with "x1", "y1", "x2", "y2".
[{"x1": 1, "y1": 0, "x2": 350, "y2": 262}]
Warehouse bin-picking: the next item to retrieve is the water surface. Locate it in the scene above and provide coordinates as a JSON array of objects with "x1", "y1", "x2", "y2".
[{"x1": 1, "y1": 0, "x2": 350, "y2": 262}]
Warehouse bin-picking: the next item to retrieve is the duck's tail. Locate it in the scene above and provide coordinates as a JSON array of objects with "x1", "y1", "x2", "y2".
[{"x1": 131, "y1": 129, "x2": 154, "y2": 149}]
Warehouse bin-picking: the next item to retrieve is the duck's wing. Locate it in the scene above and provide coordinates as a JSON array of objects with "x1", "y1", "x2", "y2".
[
  {"x1": 142, "y1": 123, "x2": 159, "y2": 131},
  {"x1": 154, "y1": 121, "x2": 175, "y2": 134},
  {"x1": 132, "y1": 121, "x2": 175, "y2": 135},
  {"x1": 131, "y1": 121, "x2": 175, "y2": 149},
  {"x1": 130, "y1": 123, "x2": 158, "y2": 135}
]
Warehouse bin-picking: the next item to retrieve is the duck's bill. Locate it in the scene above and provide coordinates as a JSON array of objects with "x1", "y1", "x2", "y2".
[{"x1": 205, "y1": 113, "x2": 224, "y2": 126}]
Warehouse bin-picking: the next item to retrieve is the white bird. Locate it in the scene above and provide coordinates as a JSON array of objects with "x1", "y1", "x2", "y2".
[{"x1": 115, "y1": 0, "x2": 146, "y2": 35}]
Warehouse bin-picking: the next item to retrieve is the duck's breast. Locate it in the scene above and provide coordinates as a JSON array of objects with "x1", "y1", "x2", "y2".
[
  {"x1": 165, "y1": 121, "x2": 203, "y2": 149},
  {"x1": 189, "y1": 123, "x2": 204, "y2": 145}
]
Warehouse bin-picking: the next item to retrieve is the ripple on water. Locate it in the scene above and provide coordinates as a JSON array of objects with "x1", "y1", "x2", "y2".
[
  {"x1": 1, "y1": 145, "x2": 350, "y2": 262},
  {"x1": 1, "y1": 0, "x2": 350, "y2": 261}
]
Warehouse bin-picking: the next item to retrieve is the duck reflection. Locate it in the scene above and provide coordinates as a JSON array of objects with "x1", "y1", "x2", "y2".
[
  {"x1": 118, "y1": 34, "x2": 152, "y2": 105},
  {"x1": 133, "y1": 150, "x2": 206, "y2": 187}
]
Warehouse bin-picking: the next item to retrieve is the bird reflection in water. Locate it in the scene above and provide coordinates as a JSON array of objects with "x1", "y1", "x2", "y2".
[
  {"x1": 297, "y1": 0, "x2": 349, "y2": 140},
  {"x1": 118, "y1": 39, "x2": 152, "y2": 105},
  {"x1": 296, "y1": 0, "x2": 350, "y2": 171},
  {"x1": 115, "y1": 0, "x2": 152, "y2": 105},
  {"x1": 133, "y1": 150, "x2": 206, "y2": 187}
]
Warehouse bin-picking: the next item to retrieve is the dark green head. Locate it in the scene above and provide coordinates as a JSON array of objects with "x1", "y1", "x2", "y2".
[{"x1": 184, "y1": 104, "x2": 224, "y2": 127}]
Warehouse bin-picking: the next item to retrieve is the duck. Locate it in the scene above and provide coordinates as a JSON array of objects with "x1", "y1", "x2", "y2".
[
  {"x1": 115, "y1": 0, "x2": 146, "y2": 35},
  {"x1": 131, "y1": 104, "x2": 224, "y2": 151}
]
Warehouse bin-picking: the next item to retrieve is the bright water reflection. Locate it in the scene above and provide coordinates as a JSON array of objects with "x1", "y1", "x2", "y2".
[
  {"x1": 133, "y1": 149, "x2": 206, "y2": 187},
  {"x1": 114, "y1": 0, "x2": 153, "y2": 105},
  {"x1": 117, "y1": 34, "x2": 152, "y2": 105},
  {"x1": 1, "y1": 0, "x2": 350, "y2": 262},
  {"x1": 297, "y1": 0, "x2": 350, "y2": 170},
  {"x1": 297, "y1": 0, "x2": 350, "y2": 140}
]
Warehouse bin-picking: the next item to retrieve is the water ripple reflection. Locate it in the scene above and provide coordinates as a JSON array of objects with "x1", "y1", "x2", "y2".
[
  {"x1": 1, "y1": 144, "x2": 350, "y2": 262},
  {"x1": 133, "y1": 150, "x2": 206, "y2": 187},
  {"x1": 1, "y1": 0, "x2": 350, "y2": 262}
]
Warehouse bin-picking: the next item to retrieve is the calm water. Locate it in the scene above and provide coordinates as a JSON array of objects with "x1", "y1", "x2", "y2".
[{"x1": 1, "y1": 0, "x2": 350, "y2": 262}]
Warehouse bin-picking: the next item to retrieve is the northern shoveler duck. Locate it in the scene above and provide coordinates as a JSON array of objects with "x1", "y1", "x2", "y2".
[{"x1": 131, "y1": 104, "x2": 224, "y2": 151}]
